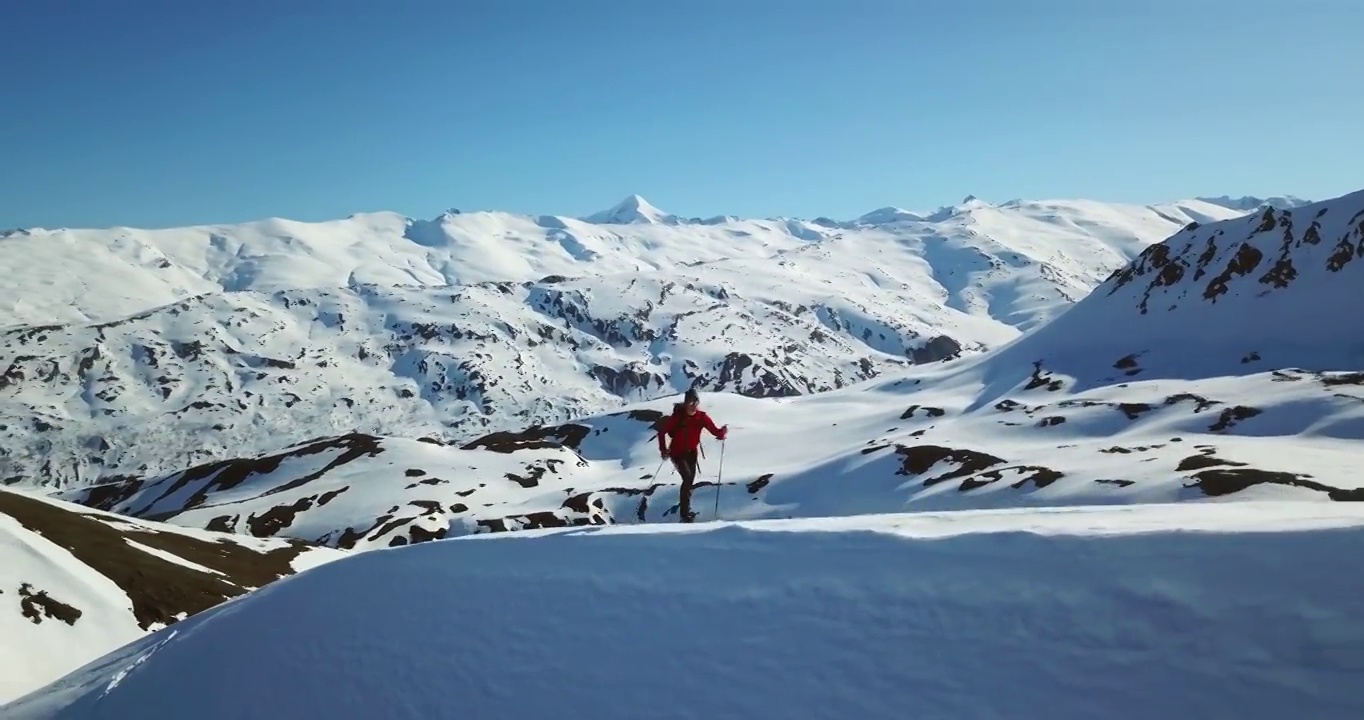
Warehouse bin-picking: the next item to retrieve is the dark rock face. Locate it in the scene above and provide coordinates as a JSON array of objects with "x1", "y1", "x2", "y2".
[
  {"x1": 0, "y1": 489, "x2": 323, "y2": 631},
  {"x1": 909, "y1": 335, "x2": 962, "y2": 363}
]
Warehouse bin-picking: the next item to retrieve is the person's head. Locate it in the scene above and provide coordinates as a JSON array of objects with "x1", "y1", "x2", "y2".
[{"x1": 682, "y1": 388, "x2": 699, "y2": 414}]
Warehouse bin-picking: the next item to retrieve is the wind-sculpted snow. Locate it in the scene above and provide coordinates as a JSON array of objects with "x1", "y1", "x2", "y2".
[
  {"x1": 6, "y1": 505, "x2": 1364, "y2": 720},
  {"x1": 0, "y1": 487, "x2": 345, "y2": 704},
  {"x1": 0, "y1": 194, "x2": 1256, "y2": 489}
]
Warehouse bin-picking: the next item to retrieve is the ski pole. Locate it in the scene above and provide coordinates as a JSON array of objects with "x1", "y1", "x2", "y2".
[{"x1": 712, "y1": 438, "x2": 725, "y2": 521}]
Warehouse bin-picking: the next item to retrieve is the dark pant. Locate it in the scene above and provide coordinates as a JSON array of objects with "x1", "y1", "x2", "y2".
[{"x1": 671, "y1": 450, "x2": 699, "y2": 522}]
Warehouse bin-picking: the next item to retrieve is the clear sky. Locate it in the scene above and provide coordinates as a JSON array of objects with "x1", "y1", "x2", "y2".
[{"x1": 3, "y1": 0, "x2": 1361, "y2": 229}]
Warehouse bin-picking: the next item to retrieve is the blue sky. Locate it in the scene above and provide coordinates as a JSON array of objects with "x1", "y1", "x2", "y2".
[{"x1": 3, "y1": 0, "x2": 1360, "y2": 229}]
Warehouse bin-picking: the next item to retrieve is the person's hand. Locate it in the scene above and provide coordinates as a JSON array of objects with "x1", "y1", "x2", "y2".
[{"x1": 718, "y1": 425, "x2": 729, "y2": 440}]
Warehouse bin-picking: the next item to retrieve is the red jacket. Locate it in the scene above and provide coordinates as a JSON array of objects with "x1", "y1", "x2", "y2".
[{"x1": 657, "y1": 407, "x2": 726, "y2": 453}]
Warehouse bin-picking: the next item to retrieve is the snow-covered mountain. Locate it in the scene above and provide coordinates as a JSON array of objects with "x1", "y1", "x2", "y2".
[
  {"x1": 4, "y1": 193, "x2": 1243, "y2": 330},
  {"x1": 0, "y1": 194, "x2": 1260, "y2": 488},
  {"x1": 0, "y1": 486, "x2": 345, "y2": 703},
  {"x1": 1196, "y1": 194, "x2": 1313, "y2": 212},
  {"x1": 7, "y1": 504, "x2": 1364, "y2": 720},
  {"x1": 50, "y1": 188, "x2": 1364, "y2": 546},
  {"x1": 580, "y1": 193, "x2": 678, "y2": 224}
]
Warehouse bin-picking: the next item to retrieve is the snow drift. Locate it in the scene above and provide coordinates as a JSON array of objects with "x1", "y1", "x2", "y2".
[{"x1": 6, "y1": 503, "x2": 1364, "y2": 719}]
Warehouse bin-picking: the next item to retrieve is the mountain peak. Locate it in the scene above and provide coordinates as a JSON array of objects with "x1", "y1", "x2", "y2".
[
  {"x1": 854, "y1": 206, "x2": 924, "y2": 225},
  {"x1": 584, "y1": 194, "x2": 675, "y2": 225}
]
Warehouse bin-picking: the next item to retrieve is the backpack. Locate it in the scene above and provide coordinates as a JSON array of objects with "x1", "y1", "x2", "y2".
[
  {"x1": 653, "y1": 403, "x2": 705, "y2": 457},
  {"x1": 649, "y1": 400, "x2": 692, "y2": 441}
]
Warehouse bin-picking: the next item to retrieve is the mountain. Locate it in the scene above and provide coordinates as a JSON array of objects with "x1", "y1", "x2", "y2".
[
  {"x1": 0, "y1": 486, "x2": 345, "y2": 704},
  {"x1": 581, "y1": 194, "x2": 678, "y2": 224},
  {"x1": 0, "y1": 195, "x2": 1259, "y2": 489},
  {"x1": 980, "y1": 188, "x2": 1364, "y2": 389},
  {"x1": 58, "y1": 363, "x2": 1364, "y2": 545},
  {"x1": 6, "y1": 504, "x2": 1364, "y2": 719},
  {"x1": 50, "y1": 188, "x2": 1364, "y2": 545},
  {"x1": 1196, "y1": 194, "x2": 1313, "y2": 212},
  {"x1": 1, "y1": 195, "x2": 1251, "y2": 329},
  {"x1": 61, "y1": 432, "x2": 599, "y2": 549}
]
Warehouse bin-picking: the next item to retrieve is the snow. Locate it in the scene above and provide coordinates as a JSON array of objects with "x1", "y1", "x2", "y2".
[
  {"x1": 61, "y1": 433, "x2": 606, "y2": 549},
  {"x1": 55, "y1": 357, "x2": 1364, "y2": 545},
  {"x1": 118, "y1": 540, "x2": 225, "y2": 577},
  {"x1": 0, "y1": 487, "x2": 348, "y2": 705},
  {"x1": 978, "y1": 189, "x2": 1364, "y2": 393},
  {"x1": 0, "y1": 513, "x2": 144, "y2": 706},
  {"x1": 5, "y1": 503, "x2": 1364, "y2": 719}
]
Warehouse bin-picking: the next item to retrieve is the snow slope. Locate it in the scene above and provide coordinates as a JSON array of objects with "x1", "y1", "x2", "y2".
[
  {"x1": 6, "y1": 504, "x2": 1364, "y2": 719},
  {"x1": 0, "y1": 487, "x2": 346, "y2": 704},
  {"x1": 977, "y1": 189, "x2": 1364, "y2": 392},
  {"x1": 52, "y1": 188, "x2": 1364, "y2": 544},
  {"x1": 0, "y1": 194, "x2": 1260, "y2": 488}
]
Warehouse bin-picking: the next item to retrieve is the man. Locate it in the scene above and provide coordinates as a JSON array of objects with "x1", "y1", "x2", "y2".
[{"x1": 657, "y1": 388, "x2": 728, "y2": 523}]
